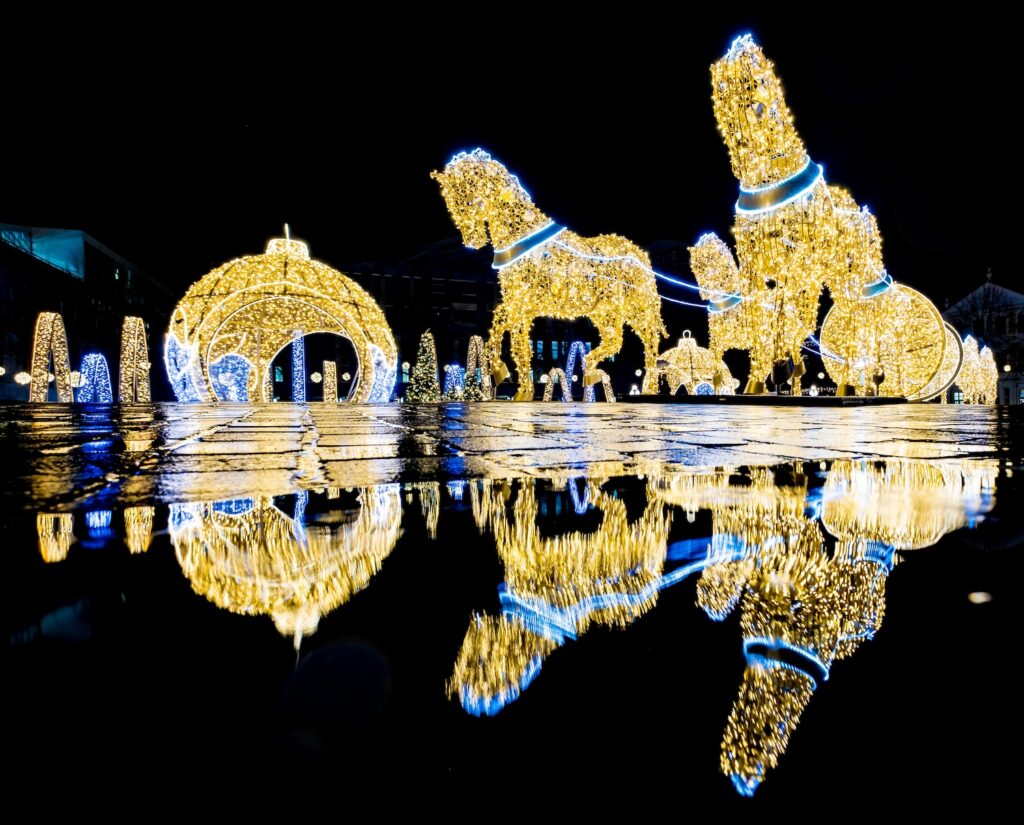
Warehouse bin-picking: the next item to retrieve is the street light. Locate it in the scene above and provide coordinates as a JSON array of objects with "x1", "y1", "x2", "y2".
[
  {"x1": 817, "y1": 372, "x2": 825, "y2": 380},
  {"x1": 1004, "y1": 364, "x2": 1012, "y2": 373},
  {"x1": 310, "y1": 372, "x2": 323, "y2": 384},
  {"x1": 342, "y1": 372, "x2": 351, "y2": 381},
  {"x1": 634, "y1": 369, "x2": 643, "y2": 377},
  {"x1": 14, "y1": 372, "x2": 32, "y2": 385}
]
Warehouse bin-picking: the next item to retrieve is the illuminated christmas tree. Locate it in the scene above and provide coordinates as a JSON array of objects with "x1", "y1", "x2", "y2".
[{"x1": 407, "y1": 330, "x2": 440, "y2": 402}]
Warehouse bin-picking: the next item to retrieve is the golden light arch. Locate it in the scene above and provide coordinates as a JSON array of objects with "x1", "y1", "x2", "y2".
[
  {"x1": 119, "y1": 315, "x2": 151, "y2": 402},
  {"x1": 29, "y1": 312, "x2": 73, "y2": 402},
  {"x1": 164, "y1": 236, "x2": 396, "y2": 403}
]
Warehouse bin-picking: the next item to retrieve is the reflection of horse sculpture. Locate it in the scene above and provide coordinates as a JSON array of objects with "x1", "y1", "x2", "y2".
[
  {"x1": 433, "y1": 150, "x2": 666, "y2": 400},
  {"x1": 449, "y1": 477, "x2": 672, "y2": 714},
  {"x1": 657, "y1": 459, "x2": 996, "y2": 796}
]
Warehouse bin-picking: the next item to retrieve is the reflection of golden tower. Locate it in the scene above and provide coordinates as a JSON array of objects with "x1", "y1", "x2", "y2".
[
  {"x1": 450, "y1": 478, "x2": 672, "y2": 715},
  {"x1": 171, "y1": 487, "x2": 402, "y2": 646},
  {"x1": 718, "y1": 457, "x2": 998, "y2": 795},
  {"x1": 124, "y1": 506, "x2": 155, "y2": 554}
]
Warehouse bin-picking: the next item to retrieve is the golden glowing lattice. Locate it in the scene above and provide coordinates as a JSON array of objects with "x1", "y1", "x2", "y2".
[
  {"x1": 322, "y1": 361, "x2": 338, "y2": 402},
  {"x1": 171, "y1": 487, "x2": 402, "y2": 643},
  {"x1": 119, "y1": 316, "x2": 151, "y2": 402},
  {"x1": 541, "y1": 368, "x2": 571, "y2": 401},
  {"x1": 657, "y1": 331, "x2": 738, "y2": 395},
  {"x1": 37, "y1": 513, "x2": 75, "y2": 562},
  {"x1": 956, "y1": 336, "x2": 999, "y2": 404},
  {"x1": 449, "y1": 478, "x2": 672, "y2": 712},
  {"x1": 433, "y1": 150, "x2": 666, "y2": 400},
  {"x1": 696, "y1": 36, "x2": 947, "y2": 396},
  {"x1": 165, "y1": 236, "x2": 396, "y2": 403},
  {"x1": 29, "y1": 312, "x2": 72, "y2": 402},
  {"x1": 465, "y1": 335, "x2": 491, "y2": 400},
  {"x1": 408, "y1": 482, "x2": 440, "y2": 539},
  {"x1": 124, "y1": 506, "x2": 155, "y2": 554}
]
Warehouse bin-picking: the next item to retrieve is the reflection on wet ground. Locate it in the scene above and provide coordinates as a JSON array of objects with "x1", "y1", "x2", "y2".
[{"x1": 4, "y1": 402, "x2": 1021, "y2": 808}]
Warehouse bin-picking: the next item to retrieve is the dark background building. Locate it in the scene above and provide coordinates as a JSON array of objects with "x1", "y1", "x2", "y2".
[{"x1": 0, "y1": 224, "x2": 174, "y2": 400}]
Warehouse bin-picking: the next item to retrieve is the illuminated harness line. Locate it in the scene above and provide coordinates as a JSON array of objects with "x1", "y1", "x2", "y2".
[{"x1": 491, "y1": 226, "x2": 743, "y2": 311}]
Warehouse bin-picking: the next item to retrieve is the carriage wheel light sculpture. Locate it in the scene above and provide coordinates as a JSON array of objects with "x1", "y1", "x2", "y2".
[
  {"x1": 433, "y1": 150, "x2": 667, "y2": 401},
  {"x1": 693, "y1": 35, "x2": 947, "y2": 397},
  {"x1": 164, "y1": 234, "x2": 396, "y2": 403}
]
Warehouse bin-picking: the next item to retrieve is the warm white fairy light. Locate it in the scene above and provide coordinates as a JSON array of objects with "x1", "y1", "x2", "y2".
[
  {"x1": 119, "y1": 316, "x2": 151, "y2": 402},
  {"x1": 433, "y1": 150, "x2": 666, "y2": 399},
  {"x1": 29, "y1": 312, "x2": 72, "y2": 402},
  {"x1": 165, "y1": 235, "x2": 396, "y2": 403}
]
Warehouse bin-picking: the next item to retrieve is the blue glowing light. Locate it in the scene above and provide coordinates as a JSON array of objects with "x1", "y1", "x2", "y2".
[
  {"x1": 491, "y1": 221, "x2": 565, "y2": 269},
  {"x1": 447, "y1": 480, "x2": 466, "y2": 501},
  {"x1": 366, "y1": 344, "x2": 397, "y2": 402},
  {"x1": 164, "y1": 336, "x2": 205, "y2": 402},
  {"x1": 86, "y1": 510, "x2": 112, "y2": 530},
  {"x1": 209, "y1": 354, "x2": 251, "y2": 402},
  {"x1": 567, "y1": 477, "x2": 589, "y2": 514},
  {"x1": 695, "y1": 381, "x2": 715, "y2": 396},
  {"x1": 742, "y1": 636, "x2": 829, "y2": 689},
  {"x1": 735, "y1": 160, "x2": 825, "y2": 215},
  {"x1": 76, "y1": 353, "x2": 113, "y2": 403},
  {"x1": 291, "y1": 337, "x2": 306, "y2": 402},
  {"x1": 443, "y1": 363, "x2": 466, "y2": 396},
  {"x1": 213, "y1": 498, "x2": 255, "y2": 516}
]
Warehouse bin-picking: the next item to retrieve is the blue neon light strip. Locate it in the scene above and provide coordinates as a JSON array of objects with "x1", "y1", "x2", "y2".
[
  {"x1": 736, "y1": 159, "x2": 823, "y2": 214},
  {"x1": 491, "y1": 222, "x2": 565, "y2": 269},
  {"x1": 291, "y1": 337, "x2": 305, "y2": 402}
]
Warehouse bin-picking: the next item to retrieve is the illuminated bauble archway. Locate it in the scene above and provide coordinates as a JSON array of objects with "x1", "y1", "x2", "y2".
[{"x1": 165, "y1": 236, "x2": 396, "y2": 402}]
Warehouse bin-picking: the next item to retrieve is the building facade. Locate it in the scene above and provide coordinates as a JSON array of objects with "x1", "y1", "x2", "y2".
[
  {"x1": 0, "y1": 224, "x2": 174, "y2": 400},
  {"x1": 943, "y1": 271, "x2": 1024, "y2": 405}
]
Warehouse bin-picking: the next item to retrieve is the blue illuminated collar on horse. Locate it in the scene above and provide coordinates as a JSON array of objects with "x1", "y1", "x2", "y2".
[
  {"x1": 709, "y1": 293, "x2": 743, "y2": 313},
  {"x1": 492, "y1": 221, "x2": 565, "y2": 269},
  {"x1": 735, "y1": 158, "x2": 823, "y2": 214},
  {"x1": 861, "y1": 270, "x2": 893, "y2": 298}
]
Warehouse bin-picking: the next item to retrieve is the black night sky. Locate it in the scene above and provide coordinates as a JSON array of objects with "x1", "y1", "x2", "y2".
[{"x1": 2, "y1": 14, "x2": 1013, "y2": 306}]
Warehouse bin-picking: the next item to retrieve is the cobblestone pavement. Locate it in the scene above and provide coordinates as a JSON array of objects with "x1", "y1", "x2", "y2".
[{"x1": 0, "y1": 402, "x2": 1017, "y2": 508}]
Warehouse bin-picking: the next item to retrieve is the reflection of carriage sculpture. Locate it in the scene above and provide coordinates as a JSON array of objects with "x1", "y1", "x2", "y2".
[{"x1": 433, "y1": 150, "x2": 666, "y2": 400}]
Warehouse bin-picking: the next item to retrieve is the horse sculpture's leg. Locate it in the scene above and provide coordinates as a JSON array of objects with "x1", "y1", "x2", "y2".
[
  {"x1": 510, "y1": 321, "x2": 535, "y2": 401},
  {"x1": 640, "y1": 326, "x2": 660, "y2": 394},
  {"x1": 584, "y1": 317, "x2": 624, "y2": 387}
]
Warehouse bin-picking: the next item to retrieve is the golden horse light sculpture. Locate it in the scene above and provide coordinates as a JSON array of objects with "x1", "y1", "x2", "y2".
[
  {"x1": 694, "y1": 36, "x2": 945, "y2": 396},
  {"x1": 433, "y1": 149, "x2": 666, "y2": 400}
]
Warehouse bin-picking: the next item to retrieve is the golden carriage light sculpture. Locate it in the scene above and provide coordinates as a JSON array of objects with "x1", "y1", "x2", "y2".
[
  {"x1": 694, "y1": 35, "x2": 947, "y2": 397},
  {"x1": 165, "y1": 233, "x2": 397, "y2": 403},
  {"x1": 656, "y1": 330, "x2": 738, "y2": 396}
]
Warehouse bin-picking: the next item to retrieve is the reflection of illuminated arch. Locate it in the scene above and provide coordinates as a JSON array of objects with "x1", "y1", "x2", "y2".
[
  {"x1": 37, "y1": 513, "x2": 75, "y2": 562},
  {"x1": 77, "y1": 353, "x2": 113, "y2": 403},
  {"x1": 170, "y1": 486, "x2": 402, "y2": 643},
  {"x1": 30, "y1": 312, "x2": 72, "y2": 402},
  {"x1": 119, "y1": 316, "x2": 151, "y2": 402},
  {"x1": 165, "y1": 237, "x2": 396, "y2": 403}
]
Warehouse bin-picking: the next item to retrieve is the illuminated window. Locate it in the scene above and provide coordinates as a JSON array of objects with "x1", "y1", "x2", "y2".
[
  {"x1": 535, "y1": 340, "x2": 543, "y2": 359},
  {"x1": 274, "y1": 366, "x2": 284, "y2": 383},
  {"x1": 402, "y1": 364, "x2": 410, "y2": 383},
  {"x1": 586, "y1": 342, "x2": 592, "y2": 352},
  {"x1": 552, "y1": 341, "x2": 559, "y2": 360},
  {"x1": 1018, "y1": 387, "x2": 1024, "y2": 405},
  {"x1": 953, "y1": 391, "x2": 964, "y2": 404}
]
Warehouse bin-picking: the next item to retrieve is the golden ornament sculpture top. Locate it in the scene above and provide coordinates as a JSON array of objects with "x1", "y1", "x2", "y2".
[{"x1": 165, "y1": 234, "x2": 397, "y2": 403}]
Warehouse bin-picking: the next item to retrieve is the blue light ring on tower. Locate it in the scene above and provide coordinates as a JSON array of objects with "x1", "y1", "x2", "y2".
[{"x1": 735, "y1": 159, "x2": 824, "y2": 214}]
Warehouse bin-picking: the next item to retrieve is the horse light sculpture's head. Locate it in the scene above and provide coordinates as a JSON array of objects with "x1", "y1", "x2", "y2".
[
  {"x1": 690, "y1": 233, "x2": 743, "y2": 311},
  {"x1": 431, "y1": 148, "x2": 498, "y2": 249},
  {"x1": 711, "y1": 35, "x2": 808, "y2": 190}
]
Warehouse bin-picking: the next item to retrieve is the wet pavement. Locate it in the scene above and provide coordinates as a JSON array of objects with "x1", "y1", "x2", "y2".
[
  {"x1": 0, "y1": 402, "x2": 1013, "y2": 508},
  {"x1": 3, "y1": 401, "x2": 1021, "y2": 812}
]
